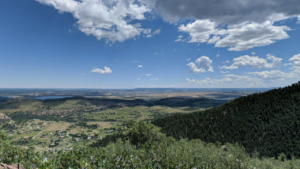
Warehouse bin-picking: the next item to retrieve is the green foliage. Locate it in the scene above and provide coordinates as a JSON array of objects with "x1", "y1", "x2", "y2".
[
  {"x1": 278, "y1": 153, "x2": 287, "y2": 162},
  {"x1": 0, "y1": 129, "x2": 9, "y2": 146},
  {"x1": 91, "y1": 120, "x2": 168, "y2": 148},
  {"x1": 1, "y1": 123, "x2": 17, "y2": 130},
  {"x1": 2, "y1": 136, "x2": 300, "y2": 168},
  {"x1": 123, "y1": 120, "x2": 166, "y2": 148},
  {"x1": 152, "y1": 81, "x2": 300, "y2": 159},
  {"x1": 90, "y1": 132, "x2": 124, "y2": 148}
]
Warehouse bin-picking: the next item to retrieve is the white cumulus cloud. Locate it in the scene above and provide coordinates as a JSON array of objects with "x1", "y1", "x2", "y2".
[
  {"x1": 36, "y1": 0, "x2": 151, "y2": 43},
  {"x1": 220, "y1": 54, "x2": 282, "y2": 70},
  {"x1": 187, "y1": 56, "x2": 214, "y2": 73},
  {"x1": 220, "y1": 71, "x2": 229, "y2": 74},
  {"x1": 289, "y1": 54, "x2": 300, "y2": 66},
  {"x1": 247, "y1": 70, "x2": 290, "y2": 80},
  {"x1": 179, "y1": 20, "x2": 215, "y2": 43},
  {"x1": 153, "y1": 29, "x2": 161, "y2": 35},
  {"x1": 150, "y1": 78, "x2": 158, "y2": 80},
  {"x1": 178, "y1": 19, "x2": 291, "y2": 51},
  {"x1": 288, "y1": 54, "x2": 300, "y2": 75},
  {"x1": 91, "y1": 66, "x2": 112, "y2": 74},
  {"x1": 138, "y1": 65, "x2": 143, "y2": 67},
  {"x1": 215, "y1": 21, "x2": 291, "y2": 51},
  {"x1": 175, "y1": 35, "x2": 184, "y2": 42},
  {"x1": 146, "y1": 74, "x2": 151, "y2": 76},
  {"x1": 186, "y1": 74, "x2": 264, "y2": 87},
  {"x1": 284, "y1": 63, "x2": 293, "y2": 66}
]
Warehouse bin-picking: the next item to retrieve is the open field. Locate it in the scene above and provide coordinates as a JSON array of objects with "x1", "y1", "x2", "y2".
[
  {"x1": 86, "y1": 122, "x2": 113, "y2": 128},
  {"x1": 1, "y1": 103, "x2": 201, "y2": 152},
  {"x1": 44, "y1": 122, "x2": 71, "y2": 131},
  {"x1": 0, "y1": 95, "x2": 235, "y2": 153}
]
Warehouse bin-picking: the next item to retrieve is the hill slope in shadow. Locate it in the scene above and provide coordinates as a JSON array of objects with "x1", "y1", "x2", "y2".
[{"x1": 152, "y1": 81, "x2": 300, "y2": 159}]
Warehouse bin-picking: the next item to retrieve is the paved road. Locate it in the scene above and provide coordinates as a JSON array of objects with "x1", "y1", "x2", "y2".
[
  {"x1": 32, "y1": 131, "x2": 43, "y2": 139},
  {"x1": 63, "y1": 130, "x2": 72, "y2": 146},
  {"x1": 27, "y1": 123, "x2": 32, "y2": 130}
]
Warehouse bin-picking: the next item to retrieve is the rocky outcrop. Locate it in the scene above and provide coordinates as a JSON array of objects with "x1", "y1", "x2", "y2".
[
  {"x1": 0, "y1": 113, "x2": 11, "y2": 120},
  {"x1": 221, "y1": 145, "x2": 228, "y2": 151},
  {"x1": 0, "y1": 113, "x2": 11, "y2": 125},
  {"x1": 0, "y1": 163, "x2": 25, "y2": 169}
]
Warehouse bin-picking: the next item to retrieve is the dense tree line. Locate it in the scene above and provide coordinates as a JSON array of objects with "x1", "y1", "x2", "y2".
[
  {"x1": 90, "y1": 120, "x2": 166, "y2": 149},
  {"x1": 152, "y1": 97, "x2": 228, "y2": 108},
  {"x1": 90, "y1": 132, "x2": 124, "y2": 147},
  {"x1": 152, "y1": 81, "x2": 300, "y2": 159},
  {"x1": 76, "y1": 122, "x2": 100, "y2": 129}
]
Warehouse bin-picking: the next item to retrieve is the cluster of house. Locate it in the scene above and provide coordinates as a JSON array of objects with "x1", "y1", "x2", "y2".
[
  {"x1": 45, "y1": 147, "x2": 73, "y2": 153},
  {"x1": 72, "y1": 137, "x2": 81, "y2": 142},
  {"x1": 146, "y1": 116, "x2": 153, "y2": 119},
  {"x1": 105, "y1": 130, "x2": 114, "y2": 134},
  {"x1": 48, "y1": 130, "x2": 68, "y2": 147},
  {"x1": 22, "y1": 106, "x2": 103, "y2": 117},
  {"x1": 71, "y1": 133, "x2": 97, "y2": 142},
  {"x1": 55, "y1": 130, "x2": 67, "y2": 136},
  {"x1": 105, "y1": 128, "x2": 121, "y2": 134},
  {"x1": 40, "y1": 133, "x2": 48, "y2": 138},
  {"x1": 85, "y1": 134, "x2": 95, "y2": 140},
  {"x1": 22, "y1": 136, "x2": 32, "y2": 143},
  {"x1": 33, "y1": 125, "x2": 44, "y2": 131},
  {"x1": 49, "y1": 139, "x2": 60, "y2": 147}
]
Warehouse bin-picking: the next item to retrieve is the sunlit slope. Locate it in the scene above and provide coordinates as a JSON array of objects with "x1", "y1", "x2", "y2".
[
  {"x1": 152, "y1": 81, "x2": 300, "y2": 159},
  {"x1": 0, "y1": 97, "x2": 146, "y2": 115}
]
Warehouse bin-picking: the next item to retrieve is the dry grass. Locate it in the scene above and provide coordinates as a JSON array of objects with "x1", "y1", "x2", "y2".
[
  {"x1": 0, "y1": 101, "x2": 44, "y2": 115},
  {"x1": 33, "y1": 119, "x2": 42, "y2": 123},
  {"x1": 44, "y1": 122, "x2": 71, "y2": 131},
  {"x1": 70, "y1": 128, "x2": 81, "y2": 134},
  {"x1": 69, "y1": 128, "x2": 99, "y2": 134},
  {"x1": 51, "y1": 100, "x2": 88, "y2": 109}
]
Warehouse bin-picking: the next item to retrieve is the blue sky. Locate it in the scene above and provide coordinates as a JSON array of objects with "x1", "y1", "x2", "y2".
[{"x1": 1, "y1": 0, "x2": 300, "y2": 88}]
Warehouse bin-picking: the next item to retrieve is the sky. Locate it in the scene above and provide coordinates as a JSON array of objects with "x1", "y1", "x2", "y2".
[{"x1": 1, "y1": 0, "x2": 300, "y2": 88}]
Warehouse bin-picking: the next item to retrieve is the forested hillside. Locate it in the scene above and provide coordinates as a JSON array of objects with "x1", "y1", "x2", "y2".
[{"x1": 152, "y1": 81, "x2": 300, "y2": 159}]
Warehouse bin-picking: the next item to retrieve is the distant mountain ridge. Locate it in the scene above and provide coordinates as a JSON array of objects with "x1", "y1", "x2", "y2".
[
  {"x1": 152, "y1": 81, "x2": 300, "y2": 159},
  {"x1": 0, "y1": 97, "x2": 228, "y2": 115},
  {"x1": 0, "y1": 96, "x2": 228, "y2": 124}
]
